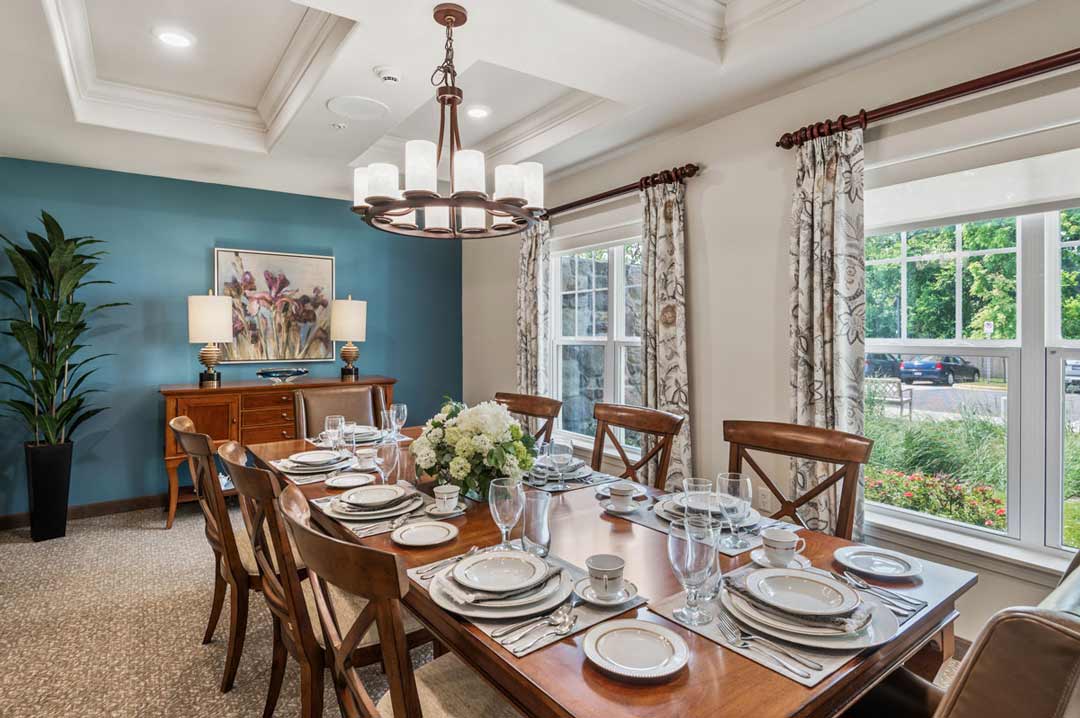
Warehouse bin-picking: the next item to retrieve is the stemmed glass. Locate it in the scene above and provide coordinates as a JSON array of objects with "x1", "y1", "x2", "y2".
[
  {"x1": 390, "y1": 403, "x2": 408, "y2": 441},
  {"x1": 667, "y1": 517, "x2": 719, "y2": 626},
  {"x1": 324, "y1": 415, "x2": 345, "y2": 453},
  {"x1": 547, "y1": 440, "x2": 573, "y2": 491},
  {"x1": 716, "y1": 473, "x2": 753, "y2": 550},
  {"x1": 489, "y1": 478, "x2": 525, "y2": 551}
]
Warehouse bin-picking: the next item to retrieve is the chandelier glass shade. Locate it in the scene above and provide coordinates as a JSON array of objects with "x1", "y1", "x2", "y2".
[{"x1": 352, "y1": 4, "x2": 545, "y2": 239}]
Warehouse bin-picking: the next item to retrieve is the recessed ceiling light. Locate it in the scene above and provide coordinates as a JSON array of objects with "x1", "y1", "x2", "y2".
[
  {"x1": 466, "y1": 105, "x2": 491, "y2": 119},
  {"x1": 154, "y1": 28, "x2": 195, "y2": 48}
]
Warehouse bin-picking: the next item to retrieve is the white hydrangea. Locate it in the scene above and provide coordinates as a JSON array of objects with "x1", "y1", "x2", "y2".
[
  {"x1": 455, "y1": 435, "x2": 476, "y2": 458},
  {"x1": 473, "y1": 433, "x2": 493, "y2": 455},
  {"x1": 427, "y1": 426, "x2": 444, "y2": 444},
  {"x1": 444, "y1": 426, "x2": 463, "y2": 446},
  {"x1": 449, "y1": 456, "x2": 470, "y2": 480}
]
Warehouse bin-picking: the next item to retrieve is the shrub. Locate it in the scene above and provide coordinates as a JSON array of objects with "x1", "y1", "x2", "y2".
[{"x1": 865, "y1": 466, "x2": 1005, "y2": 530}]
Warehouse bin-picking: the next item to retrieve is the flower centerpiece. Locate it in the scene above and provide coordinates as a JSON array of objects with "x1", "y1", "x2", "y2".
[{"x1": 410, "y1": 399, "x2": 537, "y2": 499}]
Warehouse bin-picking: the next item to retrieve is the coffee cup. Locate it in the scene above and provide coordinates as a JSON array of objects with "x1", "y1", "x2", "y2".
[
  {"x1": 585, "y1": 554, "x2": 625, "y2": 598},
  {"x1": 608, "y1": 482, "x2": 636, "y2": 511},
  {"x1": 433, "y1": 484, "x2": 460, "y2": 513},
  {"x1": 761, "y1": 527, "x2": 806, "y2": 567}
]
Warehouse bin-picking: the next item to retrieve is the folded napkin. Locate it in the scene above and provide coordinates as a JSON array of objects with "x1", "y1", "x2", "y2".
[
  {"x1": 723, "y1": 573, "x2": 872, "y2": 634},
  {"x1": 441, "y1": 566, "x2": 563, "y2": 605}
]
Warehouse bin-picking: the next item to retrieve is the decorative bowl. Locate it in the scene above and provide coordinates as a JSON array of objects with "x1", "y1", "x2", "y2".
[{"x1": 255, "y1": 367, "x2": 309, "y2": 384}]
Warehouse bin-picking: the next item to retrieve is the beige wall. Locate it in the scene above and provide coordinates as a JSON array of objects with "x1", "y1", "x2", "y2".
[{"x1": 461, "y1": 0, "x2": 1080, "y2": 636}]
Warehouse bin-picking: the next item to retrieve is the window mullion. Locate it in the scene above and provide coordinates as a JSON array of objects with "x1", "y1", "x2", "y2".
[
  {"x1": 900, "y1": 231, "x2": 908, "y2": 340},
  {"x1": 955, "y1": 224, "x2": 963, "y2": 340}
]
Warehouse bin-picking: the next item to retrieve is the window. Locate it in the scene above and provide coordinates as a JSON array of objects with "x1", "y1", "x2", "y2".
[{"x1": 552, "y1": 241, "x2": 643, "y2": 447}]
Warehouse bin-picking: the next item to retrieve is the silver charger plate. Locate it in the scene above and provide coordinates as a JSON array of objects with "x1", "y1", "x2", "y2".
[
  {"x1": 583, "y1": 619, "x2": 689, "y2": 682},
  {"x1": 341, "y1": 484, "x2": 408, "y2": 508},
  {"x1": 721, "y1": 590, "x2": 900, "y2": 649},
  {"x1": 321, "y1": 494, "x2": 423, "y2": 521},
  {"x1": 833, "y1": 546, "x2": 923, "y2": 580},
  {"x1": 429, "y1": 566, "x2": 574, "y2": 619},
  {"x1": 653, "y1": 497, "x2": 761, "y2": 528}
]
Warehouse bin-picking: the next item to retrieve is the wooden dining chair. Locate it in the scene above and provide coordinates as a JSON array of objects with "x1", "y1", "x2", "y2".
[
  {"x1": 494, "y1": 392, "x2": 562, "y2": 442},
  {"x1": 278, "y1": 484, "x2": 522, "y2": 718},
  {"x1": 723, "y1": 420, "x2": 874, "y2": 540},
  {"x1": 589, "y1": 403, "x2": 685, "y2": 487},
  {"x1": 168, "y1": 416, "x2": 260, "y2": 693}
]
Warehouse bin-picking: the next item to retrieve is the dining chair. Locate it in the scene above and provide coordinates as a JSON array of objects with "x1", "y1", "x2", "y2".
[
  {"x1": 589, "y1": 403, "x2": 685, "y2": 487},
  {"x1": 723, "y1": 420, "x2": 873, "y2": 540},
  {"x1": 842, "y1": 559, "x2": 1080, "y2": 718},
  {"x1": 278, "y1": 484, "x2": 522, "y2": 718},
  {"x1": 295, "y1": 385, "x2": 386, "y2": 438},
  {"x1": 168, "y1": 416, "x2": 260, "y2": 693},
  {"x1": 494, "y1": 392, "x2": 562, "y2": 442}
]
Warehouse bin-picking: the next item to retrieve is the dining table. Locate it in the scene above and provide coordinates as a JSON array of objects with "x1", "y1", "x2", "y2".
[{"x1": 248, "y1": 428, "x2": 977, "y2": 718}]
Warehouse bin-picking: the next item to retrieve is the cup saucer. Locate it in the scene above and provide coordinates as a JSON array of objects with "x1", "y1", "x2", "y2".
[
  {"x1": 574, "y1": 577, "x2": 639, "y2": 606},
  {"x1": 750, "y1": 547, "x2": 812, "y2": 570},
  {"x1": 601, "y1": 501, "x2": 639, "y2": 515},
  {"x1": 424, "y1": 501, "x2": 466, "y2": 518}
]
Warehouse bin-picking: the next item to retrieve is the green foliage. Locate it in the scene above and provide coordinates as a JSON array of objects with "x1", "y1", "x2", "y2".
[
  {"x1": 906, "y1": 259, "x2": 955, "y2": 339},
  {"x1": 866, "y1": 264, "x2": 900, "y2": 339},
  {"x1": 865, "y1": 466, "x2": 1006, "y2": 530},
  {"x1": 907, "y1": 225, "x2": 955, "y2": 255},
  {"x1": 961, "y1": 217, "x2": 1015, "y2": 251},
  {"x1": 866, "y1": 233, "x2": 900, "y2": 261},
  {"x1": 963, "y1": 253, "x2": 1016, "y2": 339},
  {"x1": 0, "y1": 212, "x2": 126, "y2": 444},
  {"x1": 1062, "y1": 247, "x2": 1080, "y2": 340}
]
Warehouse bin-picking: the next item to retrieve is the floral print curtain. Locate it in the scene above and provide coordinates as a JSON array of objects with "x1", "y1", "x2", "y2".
[
  {"x1": 640, "y1": 182, "x2": 693, "y2": 488},
  {"x1": 515, "y1": 220, "x2": 551, "y2": 418},
  {"x1": 788, "y1": 129, "x2": 866, "y2": 536}
]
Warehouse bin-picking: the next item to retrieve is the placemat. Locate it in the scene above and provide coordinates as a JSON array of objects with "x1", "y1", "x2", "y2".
[
  {"x1": 408, "y1": 551, "x2": 647, "y2": 657},
  {"x1": 312, "y1": 491, "x2": 435, "y2": 538},
  {"x1": 526, "y1": 471, "x2": 622, "y2": 493},
  {"x1": 270, "y1": 456, "x2": 362, "y2": 485}
]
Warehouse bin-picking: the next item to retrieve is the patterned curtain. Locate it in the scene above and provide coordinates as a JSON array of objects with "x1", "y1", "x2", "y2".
[
  {"x1": 640, "y1": 182, "x2": 693, "y2": 489},
  {"x1": 788, "y1": 129, "x2": 866, "y2": 536},
  {"x1": 515, "y1": 220, "x2": 551, "y2": 414}
]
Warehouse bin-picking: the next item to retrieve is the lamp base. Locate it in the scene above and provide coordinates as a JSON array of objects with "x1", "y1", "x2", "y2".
[
  {"x1": 199, "y1": 371, "x2": 221, "y2": 388},
  {"x1": 341, "y1": 366, "x2": 360, "y2": 381}
]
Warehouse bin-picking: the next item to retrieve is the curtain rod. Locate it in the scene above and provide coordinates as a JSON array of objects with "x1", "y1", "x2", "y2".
[
  {"x1": 776, "y1": 46, "x2": 1080, "y2": 150},
  {"x1": 546, "y1": 163, "x2": 700, "y2": 218}
]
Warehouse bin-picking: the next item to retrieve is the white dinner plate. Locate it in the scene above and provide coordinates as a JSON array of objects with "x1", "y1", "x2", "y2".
[
  {"x1": 745, "y1": 569, "x2": 860, "y2": 617},
  {"x1": 344, "y1": 424, "x2": 379, "y2": 436},
  {"x1": 429, "y1": 566, "x2": 574, "y2": 619},
  {"x1": 341, "y1": 484, "x2": 407, "y2": 508},
  {"x1": 391, "y1": 521, "x2": 458, "y2": 547},
  {"x1": 653, "y1": 498, "x2": 761, "y2": 528},
  {"x1": 325, "y1": 472, "x2": 377, "y2": 489},
  {"x1": 452, "y1": 550, "x2": 550, "y2": 592},
  {"x1": 726, "y1": 591, "x2": 856, "y2": 637},
  {"x1": 289, "y1": 450, "x2": 345, "y2": 466},
  {"x1": 532, "y1": 457, "x2": 585, "y2": 473},
  {"x1": 834, "y1": 546, "x2": 924, "y2": 580},
  {"x1": 278, "y1": 457, "x2": 356, "y2": 474},
  {"x1": 594, "y1": 482, "x2": 648, "y2": 499},
  {"x1": 583, "y1": 619, "x2": 689, "y2": 682},
  {"x1": 674, "y1": 492, "x2": 751, "y2": 518},
  {"x1": 477, "y1": 569, "x2": 565, "y2": 608},
  {"x1": 321, "y1": 495, "x2": 423, "y2": 522},
  {"x1": 749, "y1": 548, "x2": 811, "y2": 570},
  {"x1": 573, "y1": 578, "x2": 640, "y2": 607},
  {"x1": 529, "y1": 465, "x2": 593, "y2": 483},
  {"x1": 721, "y1": 590, "x2": 900, "y2": 649}
]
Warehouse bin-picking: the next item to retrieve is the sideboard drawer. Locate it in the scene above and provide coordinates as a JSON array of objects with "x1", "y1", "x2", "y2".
[
  {"x1": 243, "y1": 391, "x2": 296, "y2": 410},
  {"x1": 242, "y1": 424, "x2": 297, "y2": 444},
  {"x1": 243, "y1": 406, "x2": 295, "y2": 427}
]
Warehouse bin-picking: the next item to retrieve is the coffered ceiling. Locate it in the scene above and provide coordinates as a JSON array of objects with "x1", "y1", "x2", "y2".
[{"x1": 0, "y1": 0, "x2": 1036, "y2": 201}]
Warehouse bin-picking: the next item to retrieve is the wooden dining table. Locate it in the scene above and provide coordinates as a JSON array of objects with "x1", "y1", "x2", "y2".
[{"x1": 248, "y1": 429, "x2": 977, "y2": 718}]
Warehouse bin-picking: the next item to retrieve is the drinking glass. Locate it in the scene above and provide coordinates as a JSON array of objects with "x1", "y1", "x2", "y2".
[
  {"x1": 344, "y1": 421, "x2": 358, "y2": 455},
  {"x1": 489, "y1": 478, "x2": 525, "y2": 551},
  {"x1": 716, "y1": 473, "x2": 753, "y2": 550},
  {"x1": 547, "y1": 440, "x2": 574, "y2": 491},
  {"x1": 324, "y1": 415, "x2": 345, "y2": 452},
  {"x1": 520, "y1": 491, "x2": 552, "y2": 557},
  {"x1": 376, "y1": 439, "x2": 401, "y2": 484},
  {"x1": 390, "y1": 403, "x2": 408, "y2": 441},
  {"x1": 667, "y1": 517, "x2": 718, "y2": 626},
  {"x1": 690, "y1": 512, "x2": 726, "y2": 600},
  {"x1": 682, "y1": 477, "x2": 713, "y2": 515}
]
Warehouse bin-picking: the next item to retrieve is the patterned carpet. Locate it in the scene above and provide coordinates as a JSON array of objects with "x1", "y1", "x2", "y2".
[{"x1": 0, "y1": 505, "x2": 958, "y2": 717}]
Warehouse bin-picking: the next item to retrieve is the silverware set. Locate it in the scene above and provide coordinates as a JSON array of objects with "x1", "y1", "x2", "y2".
[
  {"x1": 352, "y1": 509, "x2": 426, "y2": 537},
  {"x1": 418, "y1": 546, "x2": 479, "y2": 580},
  {"x1": 833, "y1": 570, "x2": 926, "y2": 617},
  {"x1": 714, "y1": 611, "x2": 818, "y2": 679},
  {"x1": 492, "y1": 595, "x2": 583, "y2": 654}
]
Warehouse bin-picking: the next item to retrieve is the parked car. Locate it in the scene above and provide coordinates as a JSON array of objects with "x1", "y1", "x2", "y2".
[
  {"x1": 864, "y1": 353, "x2": 901, "y2": 378},
  {"x1": 900, "y1": 355, "x2": 981, "y2": 385},
  {"x1": 1066, "y1": 360, "x2": 1080, "y2": 394}
]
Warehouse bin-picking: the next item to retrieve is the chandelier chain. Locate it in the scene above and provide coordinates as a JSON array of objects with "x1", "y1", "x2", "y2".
[{"x1": 430, "y1": 21, "x2": 457, "y2": 88}]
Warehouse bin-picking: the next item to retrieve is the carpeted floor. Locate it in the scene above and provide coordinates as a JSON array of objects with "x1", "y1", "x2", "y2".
[{"x1": 0, "y1": 505, "x2": 959, "y2": 717}]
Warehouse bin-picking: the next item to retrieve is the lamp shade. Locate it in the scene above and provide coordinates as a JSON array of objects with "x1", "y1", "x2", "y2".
[
  {"x1": 405, "y1": 140, "x2": 437, "y2": 193},
  {"x1": 330, "y1": 296, "x2": 367, "y2": 342},
  {"x1": 352, "y1": 167, "x2": 369, "y2": 208},
  {"x1": 453, "y1": 150, "x2": 485, "y2": 195},
  {"x1": 188, "y1": 293, "x2": 233, "y2": 344},
  {"x1": 367, "y1": 162, "x2": 399, "y2": 199},
  {"x1": 494, "y1": 164, "x2": 523, "y2": 200}
]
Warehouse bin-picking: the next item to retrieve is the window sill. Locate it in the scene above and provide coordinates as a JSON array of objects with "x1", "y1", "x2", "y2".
[{"x1": 863, "y1": 508, "x2": 1070, "y2": 589}]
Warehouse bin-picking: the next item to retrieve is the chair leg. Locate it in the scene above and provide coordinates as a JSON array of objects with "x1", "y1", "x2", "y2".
[
  {"x1": 433, "y1": 640, "x2": 448, "y2": 658},
  {"x1": 220, "y1": 582, "x2": 249, "y2": 693},
  {"x1": 262, "y1": 617, "x2": 287, "y2": 718},
  {"x1": 299, "y1": 661, "x2": 325, "y2": 718},
  {"x1": 203, "y1": 558, "x2": 226, "y2": 645}
]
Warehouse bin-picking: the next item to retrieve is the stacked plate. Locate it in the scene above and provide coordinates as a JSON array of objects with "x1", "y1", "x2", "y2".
[
  {"x1": 429, "y1": 550, "x2": 574, "y2": 619},
  {"x1": 345, "y1": 425, "x2": 385, "y2": 445},
  {"x1": 320, "y1": 484, "x2": 424, "y2": 521},
  {"x1": 652, "y1": 494, "x2": 762, "y2": 530},
  {"x1": 278, "y1": 450, "x2": 355, "y2": 475},
  {"x1": 722, "y1": 568, "x2": 900, "y2": 649},
  {"x1": 528, "y1": 457, "x2": 591, "y2": 483}
]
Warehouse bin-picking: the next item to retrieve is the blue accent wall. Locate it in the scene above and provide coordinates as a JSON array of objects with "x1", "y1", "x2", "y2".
[{"x1": 0, "y1": 158, "x2": 462, "y2": 516}]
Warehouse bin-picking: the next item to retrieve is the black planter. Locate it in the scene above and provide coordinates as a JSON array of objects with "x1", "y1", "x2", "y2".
[{"x1": 24, "y1": 441, "x2": 73, "y2": 542}]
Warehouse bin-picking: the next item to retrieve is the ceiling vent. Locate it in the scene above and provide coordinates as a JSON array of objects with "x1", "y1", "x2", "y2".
[
  {"x1": 326, "y1": 96, "x2": 390, "y2": 121},
  {"x1": 373, "y1": 65, "x2": 402, "y2": 85}
]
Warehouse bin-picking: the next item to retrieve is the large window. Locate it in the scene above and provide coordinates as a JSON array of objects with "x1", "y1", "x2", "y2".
[{"x1": 552, "y1": 241, "x2": 643, "y2": 447}]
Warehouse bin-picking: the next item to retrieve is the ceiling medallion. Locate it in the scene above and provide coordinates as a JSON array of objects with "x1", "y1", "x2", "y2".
[{"x1": 351, "y1": 3, "x2": 545, "y2": 239}]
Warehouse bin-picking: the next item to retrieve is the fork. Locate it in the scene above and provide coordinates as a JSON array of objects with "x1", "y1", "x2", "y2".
[
  {"x1": 495, "y1": 594, "x2": 581, "y2": 642},
  {"x1": 418, "y1": 546, "x2": 479, "y2": 579},
  {"x1": 714, "y1": 612, "x2": 811, "y2": 678},
  {"x1": 830, "y1": 572, "x2": 916, "y2": 616},
  {"x1": 512, "y1": 614, "x2": 579, "y2": 655},
  {"x1": 842, "y1": 571, "x2": 926, "y2": 609},
  {"x1": 715, "y1": 611, "x2": 823, "y2": 670}
]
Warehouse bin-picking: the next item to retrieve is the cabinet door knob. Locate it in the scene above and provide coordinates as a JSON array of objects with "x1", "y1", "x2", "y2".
[
  {"x1": 281, "y1": 412, "x2": 288, "y2": 418},
  {"x1": 281, "y1": 395, "x2": 288, "y2": 401},
  {"x1": 281, "y1": 430, "x2": 288, "y2": 437}
]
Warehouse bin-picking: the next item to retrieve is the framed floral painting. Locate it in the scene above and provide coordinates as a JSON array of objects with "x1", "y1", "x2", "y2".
[{"x1": 214, "y1": 248, "x2": 334, "y2": 362}]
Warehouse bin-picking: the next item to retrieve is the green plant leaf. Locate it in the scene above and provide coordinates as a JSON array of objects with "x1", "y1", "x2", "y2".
[
  {"x1": 68, "y1": 407, "x2": 107, "y2": 438},
  {"x1": 40, "y1": 211, "x2": 65, "y2": 246}
]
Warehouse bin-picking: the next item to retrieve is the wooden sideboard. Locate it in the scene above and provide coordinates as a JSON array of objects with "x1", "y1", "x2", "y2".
[{"x1": 159, "y1": 375, "x2": 396, "y2": 528}]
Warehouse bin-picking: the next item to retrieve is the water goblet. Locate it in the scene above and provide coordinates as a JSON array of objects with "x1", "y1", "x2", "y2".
[
  {"x1": 547, "y1": 440, "x2": 574, "y2": 491},
  {"x1": 489, "y1": 478, "x2": 525, "y2": 551},
  {"x1": 667, "y1": 517, "x2": 719, "y2": 626},
  {"x1": 520, "y1": 491, "x2": 552, "y2": 557},
  {"x1": 716, "y1": 473, "x2": 753, "y2": 550},
  {"x1": 390, "y1": 403, "x2": 408, "y2": 441}
]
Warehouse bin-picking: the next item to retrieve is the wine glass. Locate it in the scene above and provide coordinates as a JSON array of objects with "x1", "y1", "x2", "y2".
[
  {"x1": 489, "y1": 478, "x2": 525, "y2": 551},
  {"x1": 390, "y1": 403, "x2": 408, "y2": 441},
  {"x1": 716, "y1": 473, "x2": 753, "y2": 550},
  {"x1": 375, "y1": 438, "x2": 401, "y2": 484},
  {"x1": 667, "y1": 517, "x2": 718, "y2": 626},
  {"x1": 324, "y1": 415, "x2": 345, "y2": 453},
  {"x1": 547, "y1": 440, "x2": 574, "y2": 491}
]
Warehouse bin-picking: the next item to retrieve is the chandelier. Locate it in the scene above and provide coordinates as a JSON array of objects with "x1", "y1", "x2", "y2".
[{"x1": 351, "y1": 3, "x2": 545, "y2": 239}]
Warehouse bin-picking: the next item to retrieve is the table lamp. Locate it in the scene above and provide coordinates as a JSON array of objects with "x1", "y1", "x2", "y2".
[
  {"x1": 331, "y1": 295, "x2": 367, "y2": 380},
  {"x1": 188, "y1": 290, "x2": 233, "y2": 388}
]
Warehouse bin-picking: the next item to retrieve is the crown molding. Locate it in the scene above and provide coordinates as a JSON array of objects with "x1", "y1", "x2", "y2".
[
  {"x1": 40, "y1": 0, "x2": 350, "y2": 153},
  {"x1": 479, "y1": 91, "x2": 620, "y2": 165},
  {"x1": 723, "y1": 0, "x2": 807, "y2": 37},
  {"x1": 631, "y1": 0, "x2": 728, "y2": 39}
]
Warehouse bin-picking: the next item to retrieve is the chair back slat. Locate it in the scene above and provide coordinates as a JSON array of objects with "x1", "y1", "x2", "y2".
[
  {"x1": 723, "y1": 420, "x2": 873, "y2": 539},
  {"x1": 279, "y1": 485, "x2": 420, "y2": 718},
  {"x1": 494, "y1": 392, "x2": 563, "y2": 442},
  {"x1": 590, "y1": 403, "x2": 685, "y2": 487}
]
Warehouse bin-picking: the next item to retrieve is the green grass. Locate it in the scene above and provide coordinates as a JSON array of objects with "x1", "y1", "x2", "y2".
[{"x1": 1066, "y1": 501, "x2": 1080, "y2": 549}]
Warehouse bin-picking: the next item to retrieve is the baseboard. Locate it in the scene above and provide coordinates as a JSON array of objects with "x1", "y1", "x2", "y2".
[{"x1": 0, "y1": 493, "x2": 169, "y2": 531}]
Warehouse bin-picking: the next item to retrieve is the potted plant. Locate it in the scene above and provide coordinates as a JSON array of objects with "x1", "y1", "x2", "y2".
[
  {"x1": 410, "y1": 398, "x2": 537, "y2": 499},
  {"x1": 1, "y1": 212, "x2": 125, "y2": 541}
]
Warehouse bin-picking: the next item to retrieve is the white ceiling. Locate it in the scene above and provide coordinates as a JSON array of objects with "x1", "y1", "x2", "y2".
[{"x1": 0, "y1": 0, "x2": 1038, "y2": 202}]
